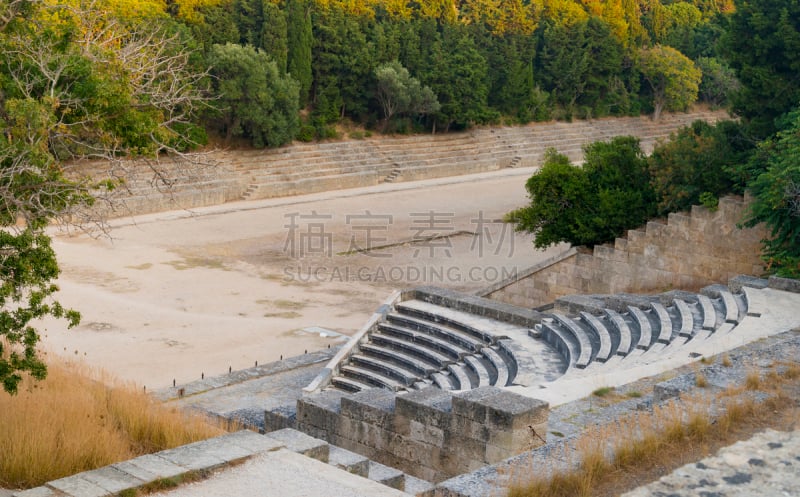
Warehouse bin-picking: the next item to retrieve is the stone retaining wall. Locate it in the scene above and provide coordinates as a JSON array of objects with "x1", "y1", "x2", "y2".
[
  {"x1": 293, "y1": 386, "x2": 549, "y2": 483},
  {"x1": 487, "y1": 196, "x2": 766, "y2": 308}
]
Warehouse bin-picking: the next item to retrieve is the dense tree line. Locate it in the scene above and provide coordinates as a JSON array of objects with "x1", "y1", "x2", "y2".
[
  {"x1": 509, "y1": 0, "x2": 800, "y2": 277},
  {"x1": 168, "y1": 0, "x2": 734, "y2": 145}
]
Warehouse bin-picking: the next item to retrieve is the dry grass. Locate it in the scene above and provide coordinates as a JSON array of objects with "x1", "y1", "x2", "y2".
[
  {"x1": 507, "y1": 365, "x2": 799, "y2": 497},
  {"x1": 0, "y1": 357, "x2": 227, "y2": 489}
]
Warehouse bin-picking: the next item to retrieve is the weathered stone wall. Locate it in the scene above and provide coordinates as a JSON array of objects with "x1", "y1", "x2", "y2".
[
  {"x1": 292, "y1": 386, "x2": 548, "y2": 483},
  {"x1": 487, "y1": 196, "x2": 766, "y2": 308}
]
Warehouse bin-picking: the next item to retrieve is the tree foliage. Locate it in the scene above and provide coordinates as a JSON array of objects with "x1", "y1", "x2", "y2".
[
  {"x1": 722, "y1": 0, "x2": 800, "y2": 140},
  {"x1": 648, "y1": 120, "x2": 749, "y2": 215},
  {"x1": 637, "y1": 44, "x2": 701, "y2": 120},
  {"x1": 0, "y1": 0, "x2": 209, "y2": 393},
  {"x1": 374, "y1": 61, "x2": 439, "y2": 124},
  {"x1": 207, "y1": 43, "x2": 299, "y2": 147},
  {"x1": 509, "y1": 137, "x2": 655, "y2": 248},
  {"x1": 743, "y1": 109, "x2": 800, "y2": 277}
]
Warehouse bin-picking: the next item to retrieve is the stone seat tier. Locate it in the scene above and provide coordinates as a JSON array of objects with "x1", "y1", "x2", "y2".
[
  {"x1": 604, "y1": 308, "x2": 632, "y2": 356},
  {"x1": 431, "y1": 372, "x2": 456, "y2": 390},
  {"x1": 385, "y1": 312, "x2": 486, "y2": 352},
  {"x1": 369, "y1": 333, "x2": 455, "y2": 368},
  {"x1": 376, "y1": 322, "x2": 471, "y2": 360},
  {"x1": 340, "y1": 364, "x2": 405, "y2": 391},
  {"x1": 674, "y1": 299, "x2": 695, "y2": 338},
  {"x1": 349, "y1": 354, "x2": 421, "y2": 387},
  {"x1": 697, "y1": 294, "x2": 717, "y2": 330},
  {"x1": 650, "y1": 303, "x2": 675, "y2": 345},
  {"x1": 482, "y1": 347, "x2": 510, "y2": 386},
  {"x1": 358, "y1": 343, "x2": 439, "y2": 376},
  {"x1": 627, "y1": 305, "x2": 653, "y2": 350},
  {"x1": 463, "y1": 355, "x2": 492, "y2": 387},
  {"x1": 447, "y1": 363, "x2": 475, "y2": 390},
  {"x1": 393, "y1": 302, "x2": 495, "y2": 345},
  {"x1": 331, "y1": 375, "x2": 373, "y2": 393},
  {"x1": 550, "y1": 313, "x2": 593, "y2": 368},
  {"x1": 537, "y1": 320, "x2": 588, "y2": 370},
  {"x1": 578, "y1": 311, "x2": 613, "y2": 362}
]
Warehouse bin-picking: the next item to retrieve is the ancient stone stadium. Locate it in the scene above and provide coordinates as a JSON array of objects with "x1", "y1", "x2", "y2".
[{"x1": 12, "y1": 111, "x2": 800, "y2": 497}]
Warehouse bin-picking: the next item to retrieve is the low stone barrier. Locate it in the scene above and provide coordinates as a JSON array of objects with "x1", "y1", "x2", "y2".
[{"x1": 294, "y1": 385, "x2": 549, "y2": 483}]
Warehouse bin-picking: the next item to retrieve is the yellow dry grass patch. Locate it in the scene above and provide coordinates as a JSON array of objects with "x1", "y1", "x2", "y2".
[{"x1": 0, "y1": 357, "x2": 227, "y2": 490}]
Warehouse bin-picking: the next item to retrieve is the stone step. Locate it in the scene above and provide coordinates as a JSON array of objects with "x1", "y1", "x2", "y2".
[
  {"x1": 359, "y1": 343, "x2": 439, "y2": 375},
  {"x1": 340, "y1": 364, "x2": 405, "y2": 391},
  {"x1": 463, "y1": 355, "x2": 492, "y2": 386},
  {"x1": 331, "y1": 376, "x2": 373, "y2": 393},
  {"x1": 579, "y1": 311, "x2": 613, "y2": 362},
  {"x1": 604, "y1": 308, "x2": 632, "y2": 356},
  {"x1": 350, "y1": 354, "x2": 421, "y2": 386},
  {"x1": 377, "y1": 322, "x2": 470, "y2": 360},
  {"x1": 537, "y1": 320, "x2": 587, "y2": 369},
  {"x1": 431, "y1": 371, "x2": 456, "y2": 390},
  {"x1": 550, "y1": 313, "x2": 593, "y2": 368},
  {"x1": 394, "y1": 301, "x2": 494, "y2": 344},
  {"x1": 367, "y1": 461, "x2": 405, "y2": 490},
  {"x1": 674, "y1": 299, "x2": 695, "y2": 338},
  {"x1": 482, "y1": 346, "x2": 510, "y2": 386},
  {"x1": 447, "y1": 363, "x2": 474, "y2": 390},
  {"x1": 650, "y1": 302, "x2": 674, "y2": 345},
  {"x1": 327, "y1": 445, "x2": 370, "y2": 477},
  {"x1": 627, "y1": 305, "x2": 653, "y2": 350},
  {"x1": 369, "y1": 333, "x2": 455, "y2": 368},
  {"x1": 385, "y1": 312, "x2": 486, "y2": 352},
  {"x1": 697, "y1": 294, "x2": 718, "y2": 330}
]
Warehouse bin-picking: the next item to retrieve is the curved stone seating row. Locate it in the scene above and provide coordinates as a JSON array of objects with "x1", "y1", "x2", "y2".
[
  {"x1": 331, "y1": 300, "x2": 519, "y2": 393},
  {"x1": 534, "y1": 288, "x2": 748, "y2": 373}
]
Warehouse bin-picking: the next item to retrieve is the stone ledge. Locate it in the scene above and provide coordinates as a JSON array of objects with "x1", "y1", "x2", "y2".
[{"x1": 12, "y1": 430, "x2": 282, "y2": 497}]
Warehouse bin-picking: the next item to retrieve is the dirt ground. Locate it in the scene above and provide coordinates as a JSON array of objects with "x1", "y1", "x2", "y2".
[{"x1": 40, "y1": 168, "x2": 568, "y2": 389}]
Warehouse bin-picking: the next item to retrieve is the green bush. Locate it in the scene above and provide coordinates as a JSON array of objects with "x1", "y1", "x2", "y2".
[
  {"x1": 296, "y1": 124, "x2": 315, "y2": 142},
  {"x1": 509, "y1": 137, "x2": 656, "y2": 248},
  {"x1": 648, "y1": 120, "x2": 751, "y2": 215}
]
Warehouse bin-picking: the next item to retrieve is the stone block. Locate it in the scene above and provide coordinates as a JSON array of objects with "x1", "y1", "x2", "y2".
[
  {"x1": 264, "y1": 404, "x2": 297, "y2": 432},
  {"x1": 328, "y1": 445, "x2": 370, "y2": 477},
  {"x1": 340, "y1": 388, "x2": 396, "y2": 426},
  {"x1": 409, "y1": 419, "x2": 445, "y2": 446},
  {"x1": 451, "y1": 386, "x2": 504, "y2": 423},
  {"x1": 12, "y1": 488, "x2": 60, "y2": 497},
  {"x1": 265, "y1": 428, "x2": 330, "y2": 462},
  {"x1": 441, "y1": 433, "x2": 486, "y2": 463},
  {"x1": 221, "y1": 430, "x2": 284, "y2": 454},
  {"x1": 448, "y1": 414, "x2": 490, "y2": 443},
  {"x1": 768, "y1": 275, "x2": 800, "y2": 294},
  {"x1": 156, "y1": 440, "x2": 231, "y2": 471},
  {"x1": 296, "y1": 390, "x2": 345, "y2": 435},
  {"x1": 77, "y1": 466, "x2": 146, "y2": 495},
  {"x1": 47, "y1": 475, "x2": 110, "y2": 497},
  {"x1": 112, "y1": 454, "x2": 186, "y2": 481},
  {"x1": 368, "y1": 461, "x2": 405, "y2": 490},
  {"x1": 394, "y1": 388, "x2": 453, "y2": 430}
]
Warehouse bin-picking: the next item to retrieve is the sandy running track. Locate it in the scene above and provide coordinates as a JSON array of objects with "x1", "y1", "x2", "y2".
[{"x1": 40, "y1": 168, "x2": 568, "y2": 389}]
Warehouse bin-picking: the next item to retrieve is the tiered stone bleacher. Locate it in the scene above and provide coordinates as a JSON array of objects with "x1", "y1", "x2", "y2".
[
  {"x1": 326, "y1": 282, "x2": 750, "y2": 394},
  {"x1": 534, "y1": 284, "x2": 749, "y2": 376},
  {"x1": 330, "y1": 299, "x2": 524, "y2": 393}
]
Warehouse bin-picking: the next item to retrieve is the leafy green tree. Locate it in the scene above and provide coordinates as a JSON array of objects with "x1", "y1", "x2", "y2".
[
  {"x1": 0, "y1": 0, "x2": 208, "y2": 393},
  {"x1": 509, "y1": 137, "x2": 655, "y2": 248},
  {"x1": 537, "y1": 20, "x2": 589, "y2": 113},
  {"x1": 694, "y1": 56, "x2": 740, "y2": 107},
  {"x1": 287, "y1": 0, "x2": 313, "y2": 105},
  {"x1": 743, "y1": 109, "x2": 800, "y2": 277},
  {"x1": 261, "y1": 1, "x2": 288, "y2": 73},
  {"x1": 637, "y1": 45, "x2": 701, "y2": 120},
  {"x1": 648, "y1": 120, "x2": 749, "y2": 214},
  {"x1": 374, "y1": 61, "x2": 439, "y2": 125},
  {"x1": 722, "y1": 0, "x2": 800, "y2": 140},
  {"x1": 207, "y1": 43, "x2": 300, "y2": 147}
]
